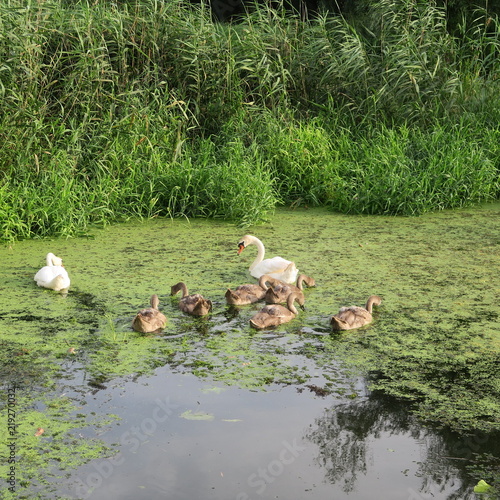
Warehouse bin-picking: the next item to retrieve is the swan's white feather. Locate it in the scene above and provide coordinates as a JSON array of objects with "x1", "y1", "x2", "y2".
[
  {"x1": 34, "y1": 253, "x2": 70, "y2": 291},
  {"x1": 239, "y1": 235, "x2": 299, "y2": 284},
  {"x1": 249, "y1": 256, "x2": 298, "y2": 282}
]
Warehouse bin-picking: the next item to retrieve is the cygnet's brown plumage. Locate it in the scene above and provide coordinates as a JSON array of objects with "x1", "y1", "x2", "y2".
[
  {"x1": 171, "y1": 282, "x2": 212, "y2": 316},
  {"x1": 264, "y1": 274, "x2": 316, "y2": 304},
  {"x1": 132, "y1": 294, "x2": 167, "y2": 333},
  {"x1": 330, "y1": 295, "x2": 382, "y2": 331},
  {"x1": 225, "y1": 274, "x2": 275, "y2": 305},
  {"x1": 249, "y1": 292, "x2": 305, "y2": 330}
]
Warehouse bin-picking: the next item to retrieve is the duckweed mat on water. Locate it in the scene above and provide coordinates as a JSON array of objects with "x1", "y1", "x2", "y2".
[{"x1": 0, "y1": 206, "x2": 499, "y2": 496}]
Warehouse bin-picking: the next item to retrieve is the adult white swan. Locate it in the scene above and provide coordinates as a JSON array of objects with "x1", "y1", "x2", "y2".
[
  {"x1": 34, "y1": 252, "x2": 71, "y2": 291},
  {"x1": 237, "y1": 235, "x2": 299, "y2": 284}
]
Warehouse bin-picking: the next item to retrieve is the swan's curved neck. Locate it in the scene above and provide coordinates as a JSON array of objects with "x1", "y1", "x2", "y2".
[
  {"x1": 46, "y1": 253, "x2": 55, "y2": 266},
  {"x1": 172, "y1": 282, "x2": 189, "y2": 298},
  {"x1": 365, "y1": 296, "x2": 381, "y2": 313},
  {"x1": 297, "y1": 275, "x2": 314, "y2": 289},
  {"x1": 248, "y1": 238, "x2": 265, "y2": 271},
  {"x1": 286, "y1": 294, "x2": 300, "y2": 315},
  {"x1": 297, "y1": 276, "x2": 304, "y2": 290},
  {"x1": 258, "y1": 274, "x2": 272, "y2": 289},
  {"x1": 150, "y1": 295, "x2": 160, "y2": 309}
]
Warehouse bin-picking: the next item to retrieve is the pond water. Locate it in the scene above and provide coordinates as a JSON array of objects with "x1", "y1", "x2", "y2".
[{"x1": 0, "y1": 206, "x2": 499, "y2": 499}]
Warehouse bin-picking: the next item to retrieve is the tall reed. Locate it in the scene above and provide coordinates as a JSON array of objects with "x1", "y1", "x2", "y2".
[{"x1": 0, "y1": 0, "x2": 499, "y2": 241}]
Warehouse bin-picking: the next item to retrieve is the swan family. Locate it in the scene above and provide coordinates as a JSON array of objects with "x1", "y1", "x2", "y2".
[{"x1": 33, "y1": 235, "x2": 382, "y2": 333}]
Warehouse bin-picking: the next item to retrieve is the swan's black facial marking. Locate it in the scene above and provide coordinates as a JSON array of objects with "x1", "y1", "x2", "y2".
[{"x1": 237, "y1": 241, "x2": 246, "y2": 254}]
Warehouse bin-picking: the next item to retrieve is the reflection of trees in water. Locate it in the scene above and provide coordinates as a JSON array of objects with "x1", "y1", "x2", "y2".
[
  {"x1": 306, "y1": 392, "x2": 414, "y2": 493},
  {"x1": 305, "y1": 392, "x2": 499, "y2": 499}
]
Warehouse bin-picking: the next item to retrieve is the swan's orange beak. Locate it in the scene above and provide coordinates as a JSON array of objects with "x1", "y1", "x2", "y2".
[{"x1": 237, "y1": 242, "x2": 245, "y2": 254}]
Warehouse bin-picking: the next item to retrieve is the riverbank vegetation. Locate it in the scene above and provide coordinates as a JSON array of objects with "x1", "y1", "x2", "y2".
[{"x1": 0, "y1": 0, "x2": 499, "y2": 241}]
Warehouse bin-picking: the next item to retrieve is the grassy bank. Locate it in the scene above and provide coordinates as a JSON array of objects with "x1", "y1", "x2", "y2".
[{"x1": 0, "y1": 0, "x2": 499, "y2": 241}]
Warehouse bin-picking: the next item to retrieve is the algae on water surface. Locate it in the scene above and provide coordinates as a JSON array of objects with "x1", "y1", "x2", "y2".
[
  {"x1": 1, "y1": 206, "x2": 499, "y2": 417},
  {"x1": 0, "y1": 206, "x2": 499, "y2": 496}
]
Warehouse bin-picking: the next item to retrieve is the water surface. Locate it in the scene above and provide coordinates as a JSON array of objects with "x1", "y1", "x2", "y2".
[{"x1": 1, "y1": 206, "x2": 499, "y2": 499}]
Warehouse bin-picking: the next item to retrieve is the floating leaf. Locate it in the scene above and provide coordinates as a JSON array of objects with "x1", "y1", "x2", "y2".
[
  {"x1": 200, "y1": 386, "x2": 226, "y2": 394},
  {"x1": 474, "y1": 480, "x2": 492, "y2": 493},
  {"x1": 180, "y1": 410, "x2": 214, "y2": 421},
  {"x1": 34, "y1": 428, "x2": 44, "y2": 436}
]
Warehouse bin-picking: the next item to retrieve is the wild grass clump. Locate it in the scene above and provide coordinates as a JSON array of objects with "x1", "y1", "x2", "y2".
[
  {"x1": 223, "y1": 111, "x2": 499, "y2": 214},
  {"x1": 326, "y1": 122, "x2": 500, "y2": 215},
  {"x1": 0, "y1": 0, "x2": 499, "y2": 241},
  {"x1": 251, "y1": 114, "x2": 346, "y2": 207},
  {"x1": 159, "y1": 138, "x2": 279, "y2": 225}
]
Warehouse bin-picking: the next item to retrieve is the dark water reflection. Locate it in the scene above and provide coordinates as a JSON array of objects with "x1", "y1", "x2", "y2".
[
  {"x1": 45, "y1": 366, "x2": 497, "y2": 500},
  {"x1": 307, "y1": 393, "x2": 500, "y2": 500}
]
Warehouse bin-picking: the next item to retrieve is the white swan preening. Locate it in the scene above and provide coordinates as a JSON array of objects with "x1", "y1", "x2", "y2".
[
  {"x1": 237, "y1": 235, "x2": 298, "y2": 284},
  {"x1": 132, "y1": 294, "x2": 167, "y2": 333},
  {"x1": 34, "y1": 252, "x2": 70, "y2": 291},
  {"x1": 249, "y1": 291, "x2": 305, "y2": 329},
  {"x1": 330, "y1": 295, "x2": 382, "y2": 331}
]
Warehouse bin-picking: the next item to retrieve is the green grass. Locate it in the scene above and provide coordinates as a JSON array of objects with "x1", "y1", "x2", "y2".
[{"x1": 0, "y1": 0, "x2": 499, "y2": 241}]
